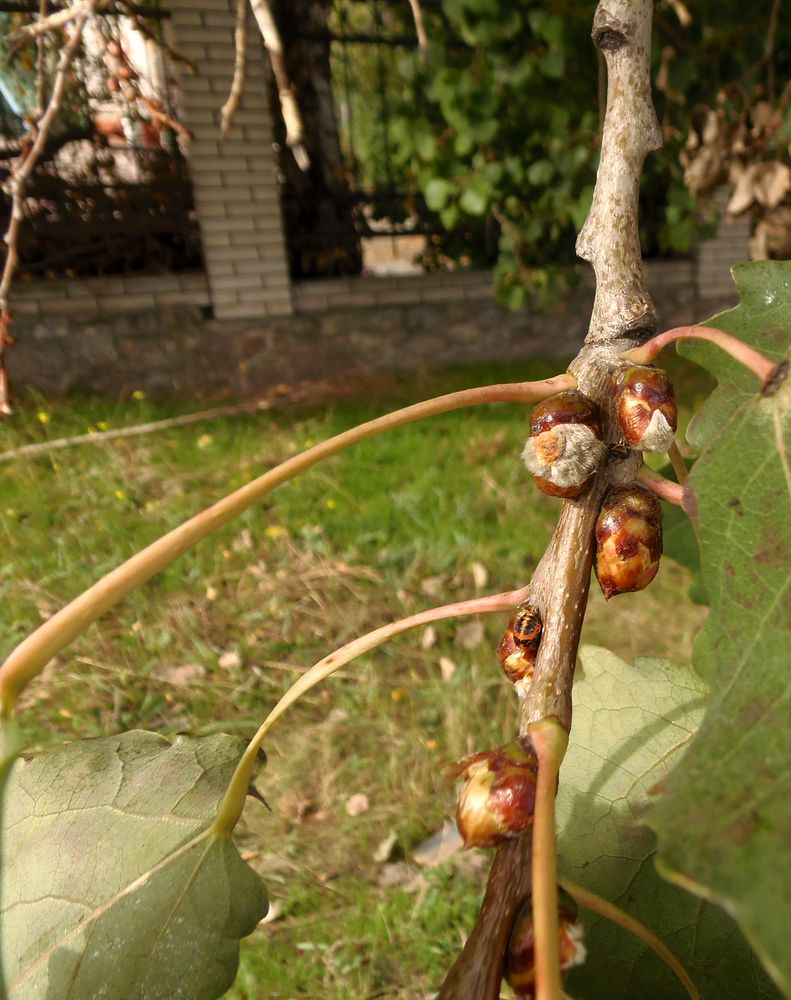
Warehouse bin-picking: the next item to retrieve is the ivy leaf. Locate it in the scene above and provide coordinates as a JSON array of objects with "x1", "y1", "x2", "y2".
[
  {"x1": 559, "y1": 647, "x2": 780, "y2": 999},
  {"x1": 650, "y1": 260, "x2": 791, "y2": 997},
  {"x1": 1, "y1": 730, "x2": 267, "y2": 1000}
]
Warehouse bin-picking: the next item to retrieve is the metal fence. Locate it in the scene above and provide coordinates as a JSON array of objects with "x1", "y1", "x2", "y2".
[{"x1": 0, "y1": 3, "x2": 202, "y2": 278}]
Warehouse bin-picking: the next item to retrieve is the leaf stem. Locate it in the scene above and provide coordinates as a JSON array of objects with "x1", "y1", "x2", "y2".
[
  {"x1": 528, "y1": 718, "x2": 569, "y2": 1000},
  {"x1": 0, "y1": 376, "x2": 571, "y2": 715},
  {"x1": 637, "y1": 466, "x2": 684, "y2": 506},
  {"x1": 558, "y1": 877, "x2": 700, "y2": 1000},
  {"x1": 667, "y1": 441, "x2": 688, "y2": 485},
  {"x1": 212, "y1": 586, "x2": 529, "y2": 837},
  {"x1": 621, "y1": 326, "x2": 778, "y2": 385}
]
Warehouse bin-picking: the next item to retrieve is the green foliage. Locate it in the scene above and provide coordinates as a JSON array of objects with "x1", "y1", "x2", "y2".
[
  {"x1": 1, "y1": 731, "x2": 267, "y2": 1000},
  {"x1": 650, "y1": 261, "x2": 791, "y2": 997},
  {"x1": 559, "y1": 646, "x2": 780, "y2": 999}
]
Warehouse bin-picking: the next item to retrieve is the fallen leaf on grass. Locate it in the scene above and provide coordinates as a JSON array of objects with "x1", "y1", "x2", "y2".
[
  {"x1": 454, "y1": 619, "x2": 484, "y2": 649},
  {"x1": 345, "y1": 793, "x2": 370, "y2": 817},
  {"x1": 152, "y1": 663, "x2": 206, "y2": 687},
  {"x1": 439, "y1": 656, "x2": 457, "y2": 682},
  {"x1": 412, "y1": 819, "x2": 464, "y2": 868}
]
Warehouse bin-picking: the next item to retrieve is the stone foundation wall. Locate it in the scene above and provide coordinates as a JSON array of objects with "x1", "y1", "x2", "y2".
[{"x1": 7, "y1": 263, "x2": 733, "y2": 400}]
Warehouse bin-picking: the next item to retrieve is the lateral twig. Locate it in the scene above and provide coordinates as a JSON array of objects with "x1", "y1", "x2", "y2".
[
  {"x1": 220, "y1": 0, "x2": 248, "y2": 135},
  {"x1": 248, "y1": 0, "x2": 310, "y2": 170}
]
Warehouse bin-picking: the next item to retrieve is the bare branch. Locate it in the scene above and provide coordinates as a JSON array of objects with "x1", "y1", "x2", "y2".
[
  {"x1": 4, "y1": 0, "x2": 86, "y2": 53},
  {"x1": 406, "y1": 0, "x2": 428, "y2": 63},
  {"x1": 441, "y1": 4, "x2": 663, "y2": 995},
  {"x1": 35, "y1": 0, "x2": 49, "y2": 116},
  {"x1": 576, "y1": 0, "x2": 662, "y2": 344},
  {"x1": 248, "y1": 0, "x2": 310, "y2": 170},
  {"x1": 220, "y1": 0, "x2": 249, "y2": 136},
  {"x1": 0, "y1": 0, "x2": 98, "y2": 416}
]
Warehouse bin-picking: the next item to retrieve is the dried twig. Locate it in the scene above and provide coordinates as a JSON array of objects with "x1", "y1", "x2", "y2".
[
  {"x1": 4, "y1": 0, "x2": 86, "y2": 54},
  {"x1": 0, "y1": 0, "x2": 98, "y2": 417},
  {"x1": 35, "y1": 0, "x2": 49, "y2": 117},
  {"x1": 406, "y1": 0, "x2": 428, "y2": 63},
  {"x1": 220, "y1": 0, "x2": 249, "y2": 136},
  {"x1": 0, "y1": 399, "x2": 277, "y2": 464},
  {"x1": 248, "y1": 0, "x2": 310, "y2": 170}
]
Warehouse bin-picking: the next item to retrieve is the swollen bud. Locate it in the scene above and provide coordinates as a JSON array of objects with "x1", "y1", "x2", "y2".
[
  {"x1": 498, "y1": 602, "x2": 542, "y2": 684},
  {"x1": 595, "y1": 483, "x2": 663, "y2": 599},
  {"x1": 505, "y1": 889, "x2": 587, "y2": 998},
  {"x1": 446, "y1": 737, "x2": 538, "y2": 849},
  {"x1": 611, "y1": 363, "x2": 677, "y2": 453},
  {"x1": 523, "y1": 390, "x2": 605, "y2": 498}
]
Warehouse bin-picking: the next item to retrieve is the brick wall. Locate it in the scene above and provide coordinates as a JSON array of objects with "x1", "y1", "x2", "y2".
[{"x1": 166, "y1": 0, "x2": 292, "y2": 319}]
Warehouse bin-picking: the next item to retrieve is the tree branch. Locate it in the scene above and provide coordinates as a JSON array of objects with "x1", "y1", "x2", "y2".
[
  {"x1": 0, "y1": 0, "x2": 97, "y2": 416},
  {"x1": 438, "y1": 3, "x2": 662, "y2": 995},
  {"x1": 220, "y1": 0, "x2": 248, "y2": 135},
  {"x1": 248, "y1": 0, "x2": 310, "y2": 170}
]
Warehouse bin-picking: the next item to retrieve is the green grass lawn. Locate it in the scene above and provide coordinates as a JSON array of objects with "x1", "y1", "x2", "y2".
[{"x1": 0, "y1": 358, "x2": 712, "y2": 999}]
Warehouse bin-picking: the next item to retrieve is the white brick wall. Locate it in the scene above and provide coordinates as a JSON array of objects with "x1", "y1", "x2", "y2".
[
  {"x1": 11, "y1": 273, "x2": 211, "y2": 318},
  {"x1": 167, "y1": 0, "x2": 293, "y2": 319}
]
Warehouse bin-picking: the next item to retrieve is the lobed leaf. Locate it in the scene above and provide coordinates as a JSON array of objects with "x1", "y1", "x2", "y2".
[
  {"x1": 1, "y1": 730, "x2": 267, "y2": 1000},
  {"x1": 559, "y1": 646, "x2": 780, "y2": 999},
  {"x1": 650, "y1": 260, "x2": 791, "y2": 997}
]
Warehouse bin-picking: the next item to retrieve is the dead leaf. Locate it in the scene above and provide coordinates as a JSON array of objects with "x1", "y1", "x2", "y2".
[
  {"x1": 420, "y1": 575, "x2": 445, "y2": 597},
  {"x1": 373, "y1": 830, "x2": 399, "y2": 863},
  {"x1": 218, "y1": 649, "x2": 242, "y2": 670},
  {"x1": 470, "y1": 560, "x2": 489, "y2": 591},
  {"x1": 421, "y1": 626, "x2": 437, "y2": 650},
  {"x1": 377, "y1": 862, "x2": 427, "y2": 893},
  {"x1": 151, "y1": 662, "x2": 206, "y2": 687},
  {"x1": 345, "y1": 793, "x2": 370, "y2": 817},
  {"x1": 412, "y1": 820, "x2": 464, "y2": 867},
  {"x1": 454, "y1": 619, "x2": 484, "y2": 649},
  {"x1": 439, "y1": 656, "x2": 457, "y2": 683}
]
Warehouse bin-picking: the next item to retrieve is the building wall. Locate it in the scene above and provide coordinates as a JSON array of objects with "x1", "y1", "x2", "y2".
[
  {"x1": 166, "y1": 0, "x2": 293, "y2": 319},
  {"x1": 8, "y1": 261, "x2": 731, "y2": 399}
]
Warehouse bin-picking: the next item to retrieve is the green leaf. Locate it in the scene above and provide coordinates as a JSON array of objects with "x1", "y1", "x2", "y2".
[
  {"x1": 424, "y1": 177, "x2": 451, "y2": 211},
  {"x1": 1, "y1": 731, "x2": 267, "y2": 1000},
  {"x1": 679, "y1": 261, "x2": 791, "y2": 450},
  {"x1": 559, "y1": 647, "x2": 780, "y2": 999},
  {"x1": 650, "y1": 260, "x2": 791, "y2": 997},
  {"x1": 459, "y1": 177, "x2": 490, "y2": 216}
]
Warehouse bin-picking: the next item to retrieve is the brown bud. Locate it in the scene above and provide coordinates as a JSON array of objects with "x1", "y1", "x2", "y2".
[
  {"x1": 505, "y1": 889, "x2": 586, "y2": 998},
  {"x1": 612, "y1": 364, "x2": 677, "y2": 452},
  {"x1": 595, "y1": 483, "x2": 663, "y2": 599},
  {"x1": 523, "y1": 390, "x2": 605, "y2": 498},
  {"x1": 498, "y1": 602, "x2": 542, "y2": 684},
  {"x1": 446, "y1": 737, "x2": 538, "y2": 849}
]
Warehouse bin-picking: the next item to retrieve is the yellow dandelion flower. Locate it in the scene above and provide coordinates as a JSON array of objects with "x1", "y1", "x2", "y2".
[
  {"x1": 425, "y1": 739, "x2": 438, "y2": 752},
  {"x1": 37, "y1": 411, "x2": 50, "y2": 424},
  {"x1": 114, "y1": 489, "x2": 126, "y2": 501},
  {"x1": 325, "y1": 498, "x2": 337, "y2": 510},
  {"x1": 391, "y1": 688, "x2": 404, "y2": 703},
  {"x1": 264, "y1": 524, "x2": 288, "y2": 540},
  {"x1": 132, "y1": 390, "x2": 146, "y2": 401},
  {"x1": 197, "y1": 433, "x2": 214, "y2": 449},
  {"x1": 97, "y1": 420, "x2": 109, "y2": 431}
]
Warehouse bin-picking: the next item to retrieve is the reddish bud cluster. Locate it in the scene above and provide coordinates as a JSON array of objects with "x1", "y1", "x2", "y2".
[
  {"x1": 504, "y1": 888, "x2": 586, "y2": 997},
  {"x1": 523, "y1": 390, "x2": 605, "y2": 499},
  {"x1": 595, "y1": 483, "x2": 663, "y2": 599},
  {"x1": 498, "y1": 602, "x2": 543, "y2": 684},
  {"x1": 446, "y1": 737, "x2": 538, "y2": 849},
  {"x1": 612, "y1": 363, "x2": 677, "y2": 453}
]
